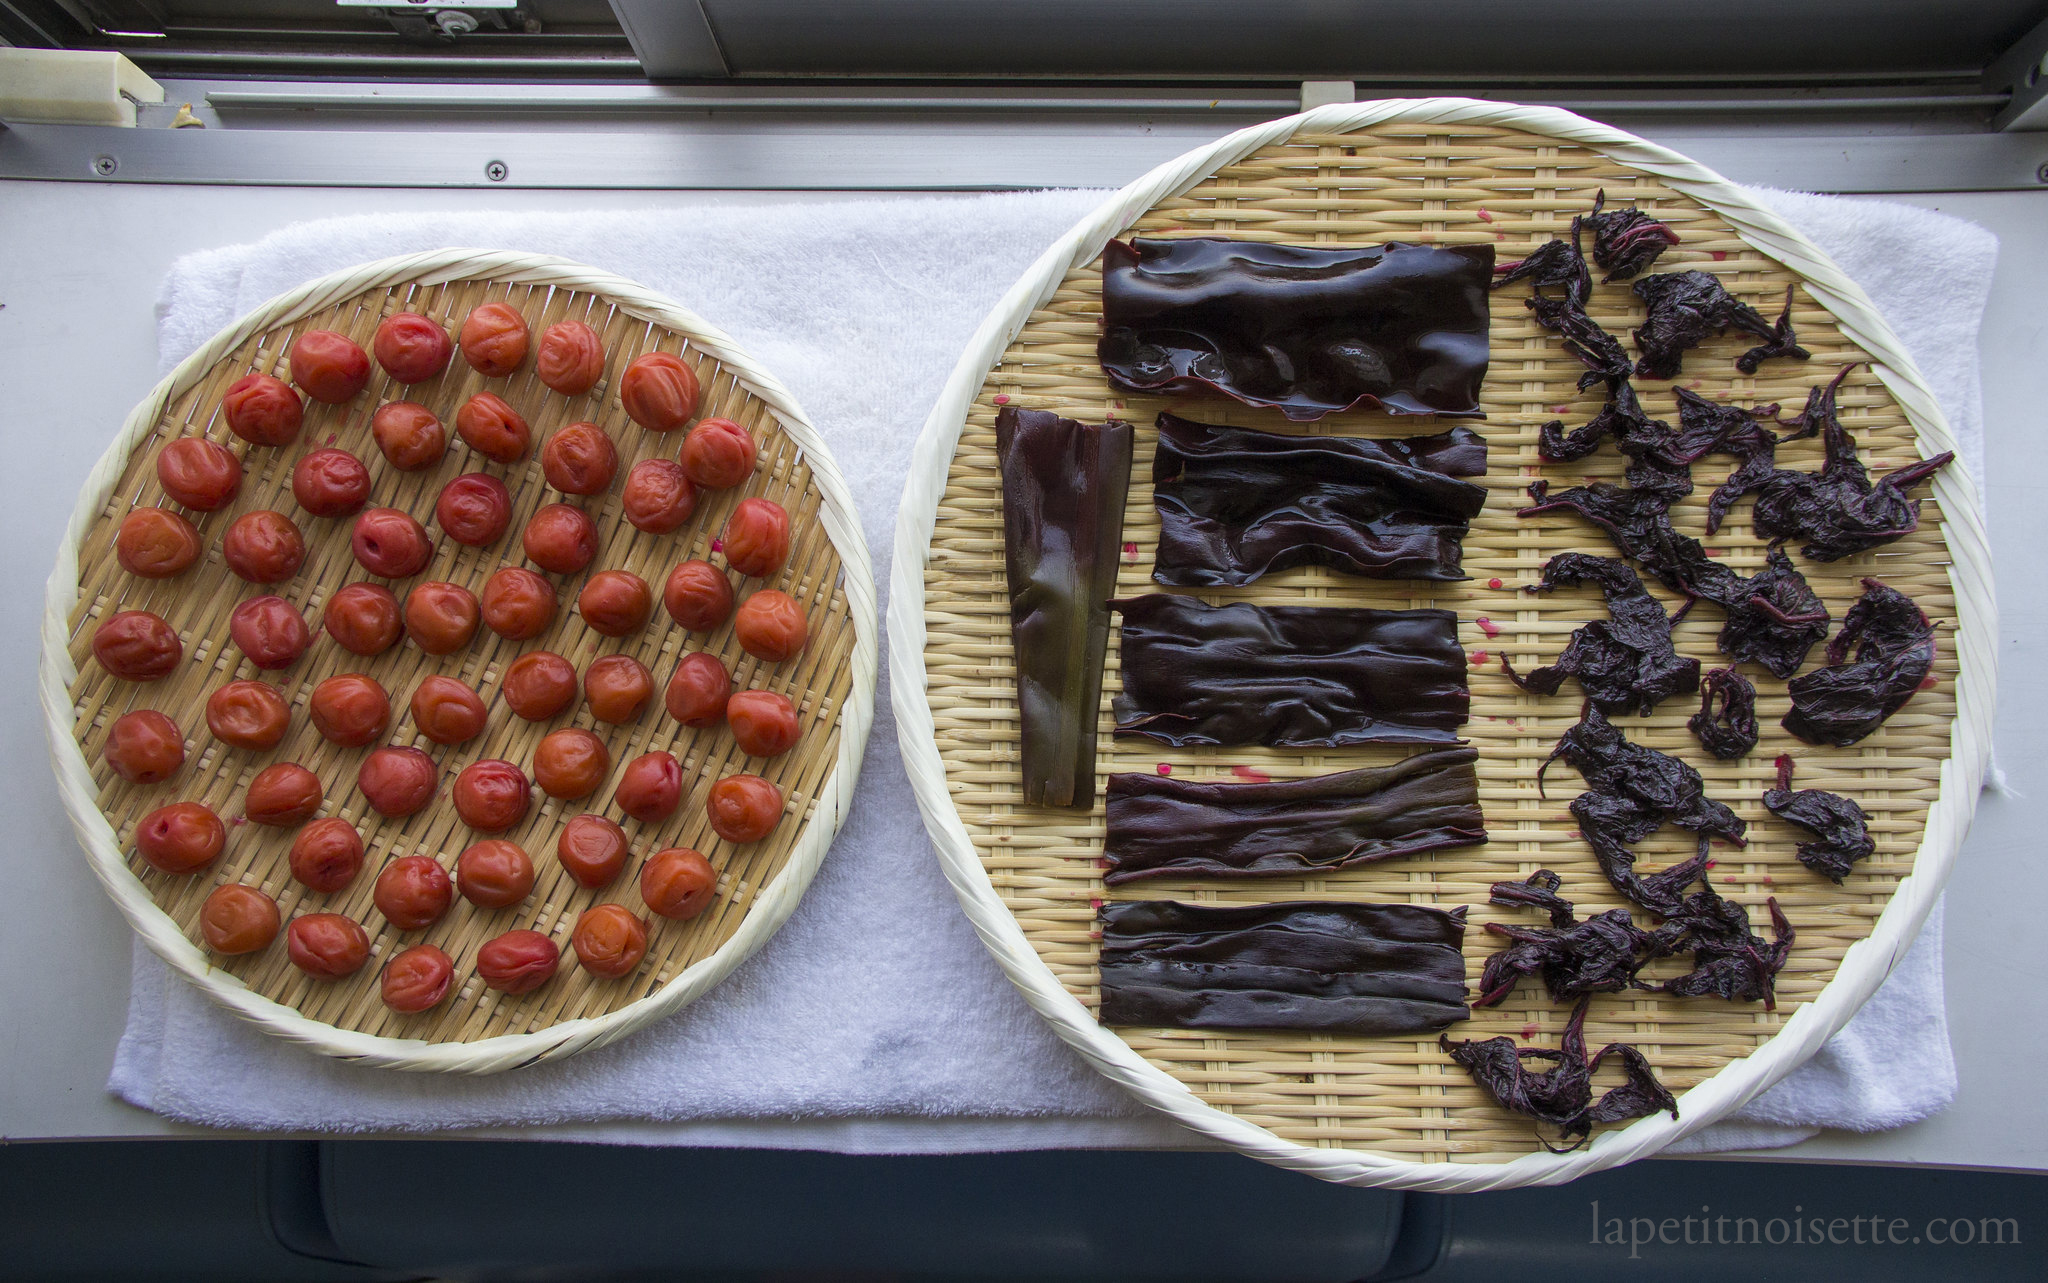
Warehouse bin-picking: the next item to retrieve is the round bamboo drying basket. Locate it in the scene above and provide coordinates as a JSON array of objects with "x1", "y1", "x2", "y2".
[
  {"x1": 892, "y1": 100, "x2": 1992, "y2": 1189},
  {"x1": 43, "y1": 249, "x2": 878, "y2": 1072}
]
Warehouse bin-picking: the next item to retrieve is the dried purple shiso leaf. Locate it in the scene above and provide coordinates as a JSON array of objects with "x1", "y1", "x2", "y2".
[
  {"x1": 1476, "y1": 870, "x2": 1654, "y2": 1007},
  {"x1": 1632, "y1": 274, "x2": 1811, "y2": 380},
  {"x1": 1783, "y1": 578, "x2": 1936, "y2": 747},
  {"x1": 1441, "y1": 997, "x2": 1679, "y2": 1153},
  {"x1": 1688, "y1": 667, "x2": 1759, "y2": 761},
  {"x1": 1763, "y1": 754, "x2": 1876, "y2": 883},
  {"x1": 1748, "y1": 366, "x2": 1955, "y2": 562},
  {"x1": 1519, "y1": 482, "x2": 1828, "y2": 678},
  {"x1": 1539, "y1": 704, "x2": 1746, "y2": 915},
  {"x1": 1649, "y1": 884, "x2": 1796, "y2": 1009},
  {"x1": 1583, "y1": 189, "x2": 1680, "y2": 282},
  {"x1": 1502, "y1": 553, "x2": 1700, "y2": 717},
  {"x1": 1494, "y1": 222, "x2": 1631, "y2": 391}
]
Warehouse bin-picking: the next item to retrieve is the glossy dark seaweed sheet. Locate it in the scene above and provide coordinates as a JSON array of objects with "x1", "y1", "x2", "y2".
[
  {"x1": 1101, "y1": 747, "x2": 1486, "y2": 885},
  {"x1": 995, "y1": 406, "x2": 1135, "y2": 809},
  {"x1": 1149, "y1": 412, "x2": 1488, "y2": 586},
  {"x1": 1097, "y1": 237, "x2": 1493, "y2": 421},
  {"x1": 1098, "y1": 899, "x2": 1471, "y2": 1035},
  {"x1": 1111, "y1": 593, "x2": 1469, "y2": 747}
]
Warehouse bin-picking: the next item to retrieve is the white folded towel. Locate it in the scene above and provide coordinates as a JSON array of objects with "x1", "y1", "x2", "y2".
[{"x1": 112, "y1": 186, "x2": 1993, "y2": 1153}]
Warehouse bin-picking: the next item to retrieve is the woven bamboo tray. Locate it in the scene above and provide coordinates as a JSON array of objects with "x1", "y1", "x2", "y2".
[
  {"x1": 42, "y1": 249, "x2": 878, "y2": 1072},
  {"x1": 892, "y1": 100, "x2": 1993, "y2": 1188}
]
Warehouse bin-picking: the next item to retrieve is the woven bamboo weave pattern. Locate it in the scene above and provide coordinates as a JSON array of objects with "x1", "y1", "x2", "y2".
[
  {"x1": 64, "y1": 272, "x2": 857, "y2": 1052},
  {"x1": 921, "y1": 122, "x2": 1960, "y2": 1162}
]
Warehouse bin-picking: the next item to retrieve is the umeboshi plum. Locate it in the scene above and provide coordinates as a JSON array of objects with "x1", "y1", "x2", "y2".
[
  {"x1": 720, "y1": 497, "x2": 791, "y2": 579},
  {"x1": 727, "y1": 689, "x2": 802, "y2": 759},
  {"x1": 455, "y1": 391, "x2": 531, "y2": 464},
  {"x1": 663, "y1": 560, "x2": 735, "y2": 632},
  {"x1": 410, "y1": 674, "x2": 488, "y2": 746},
  {"x1": 733, "y1": 590, "x2": 807, "y2": 664},
  {"x1": 459, "y1": 302, "x2": 530, "y2": 378},
  {"x1": 452, "y1": 758, "x2": 531, "y2": 832},
  {"x1": 200, "y1": 884, "x2": 280, "y2": 955},
  {"x1": 291, "y1": 448, "x2": 371, "y2": 518},
  {"x1": 640, "y1": 847, "x2": 717, "y2": 920},
  {"x1": 134, "y1": 801, "x2": 225, "y2": 874},
  {"x1": 618, "y1": 351, "x2": 699, "y2": 432},
  {"x1": 522, "y1": 503, "x2": 599, "y2": 576},
  {"x1": 106, "y1": 709, "x2": 185, "y2": 784},
  {"x1": 289, "y1": 330, "x2": 371, "y2": 404},
  {"x1": 116, "y1": 507, "x2": 202, "y2": 579},
  {"x1": 357, "y1": 745, "x2": 437, "y2": 818},
  {"x1": 536, "y1": 319, "x2": 605, "y2": 396},
  {"x1": 370, "y1": 400, "x2": 447, "y2": 472},
  {"x1": 402, "y1": 581, "x2": 480, "y2": 655},
  {"x1": 540, "y1": 421, "x2": 617, "y2": 495},
  {"x1": 680, "y1": 417, "x2": 756, "y2": 490},
  {"x1": 220, "y1": 373, "x2": 303, "y2": 447},
  {"x1": 664, "y1": 651, "x2": 730, "y2": 729},
  {"x1": 93, "y1": 610, "x2": 182, "y2": 681},
  {"x1": 614, "y1": 751, "x2": 682, "y2": 824},
  {"x1": 457, "y1": 839, "x2": 535, "y2": 909},
  {"x1": 373, "y1": 311, "x2": 453, "y2": 385},
  {"x1": 229, "y1": 596, "x2": 310, "y2": 670},
  {"x1": 532, "y1": 728, "x2": 609, "y2": 801},
  {"x1": 556, "y1": 814, "x2": 628, "y2": 889},
  {"x1": 323, "y1": 582, "x2": 403, "y2": 656},
  {"x1": 290, "y1": 817, "x2": 365, "y2": 894},
  {"x1": 221, "y1": 509, "x2": 306, "y2": 584},
  {"x1": 571, "y1": 904, "x2": 647, "y2": 979},
  {"x1": 577, "y1": 569, "x2": 652, "y2": 638},
  {"x1": 380, "y1": 944, "x2": 455, "y2": 1013},
  {"x1": 501, "y1": 651, "x2": 578, "y2": 720},
  {"x1": 206, "y1": 680, "x2": 291, "y2": 750},
  {"x1": 350, "y1": 508, "x2": 434, "y2": 579},
  {"x1": 583, "y1": 654, "x2": 653, "y2": 724},
  {"x1": 620, "y1": 458, "x2": 696, "y2": 533},
  {"x1": 374, "y1": 854, "x2": 453, "y2": 930},
  {"x1": 245, "y1": 762, "x2": 323, "y2": 827},
  {"x1": 476, "y1": 929, "x2": 558, "y2": 995},
  {"x1": 435, "y1": 473, "x2": 513, "y2": 547},
  {"x1": 480, "y1": 566, "x2": 556, "y2": 640},
  {"x1": 156, "y1": 437, "x2": 242, "y2": 511},
  {"x1": 308, "y1": 673, "x2": 390, "y2": 747},
  {"x1": 707, "y1": 774, "x2": 783, "y2": 844},
  {"x1": 287, "y1": 913, "x2": 370, "y2": 978}
]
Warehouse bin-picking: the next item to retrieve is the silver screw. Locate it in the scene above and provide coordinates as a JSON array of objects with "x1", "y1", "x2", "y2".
[
  {"x1": 2037, "y1": 162, "x2": 2048, "y2": 184},
  {"x1": 485, "y1": 160, "x2": 508, "y2": 182},
  {"x1": 92, "y1": 155, "x2": 117, "y2": 177}
]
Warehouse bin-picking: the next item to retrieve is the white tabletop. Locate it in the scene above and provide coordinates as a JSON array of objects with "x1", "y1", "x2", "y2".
[{"x1": 4, "y1": 174, "x2": 2044, "y2": 1169}]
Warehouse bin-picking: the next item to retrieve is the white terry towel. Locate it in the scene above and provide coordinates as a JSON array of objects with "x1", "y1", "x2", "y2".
[{"x1": 112, "y1": 187, "x2": 1994, "y2": 1154}]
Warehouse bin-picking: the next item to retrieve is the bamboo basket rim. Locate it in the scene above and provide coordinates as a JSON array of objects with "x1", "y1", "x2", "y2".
[
  {"x1": 888, "y1": 98, "x2": 1995, "y2": 1189},
  {"x1": 42, "y1": 247, "x2": 880, "y2": 1074}
]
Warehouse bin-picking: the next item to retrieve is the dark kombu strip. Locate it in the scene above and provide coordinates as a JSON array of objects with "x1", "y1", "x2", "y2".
[
  {"x1": 1477, "y1": 870, "x2": 1653, "y2": 1008},
  {"x1": 1632, "y1": 273, "x2": 1810, "y2": 379},
  {"x1": 1101, "y1": 747, "x2": 1486, "y2": 886},
  {"x1": 1098, "y1": 899, "x2": 1471, "y2": 1036},
  {"x1": 1097, "y1": 237, "x2": 1493, "y2": 421},
  {"x1": 1520, "y1": 481, "x2": 1829, "y2": 678},
  {"x1": 995, "y1": 406, "x2": 1135, "y2": 809},
  {"x1": 1441, "y1": 998, "x2": 1678, "y2": 1153},
  {"x1": 1540, "y1": 704, "x2": 1747, "y2": 916},
  {"x1": 1747, "y1": 367, "x2": 1955, "y2": 562},
  {"x1": 1582, "y1": 190, "x2": 1679, "y2": 282},
  {"x1": 1111, "y1": 593, "x2": 1469, "y2": 748},
  {"x1": 1783, "y1": 578, "x2": 1936, "y2": 747},
  {"x1": 1149, "y1": 412, "x2": 1487, "y2": 586},
  {"x1": 1688, "y1": 667, "x2": 1759, "y2": 761},
  {"x1": 1502, "y1": 552, "x2": 1700, "y2": 716},
  {"x1": 1493, "y1": 224, "x2": 1632, "y2": 390},
  {"x1": 1763, "y1": 754, "x2": 1875, "y2": 883}
]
